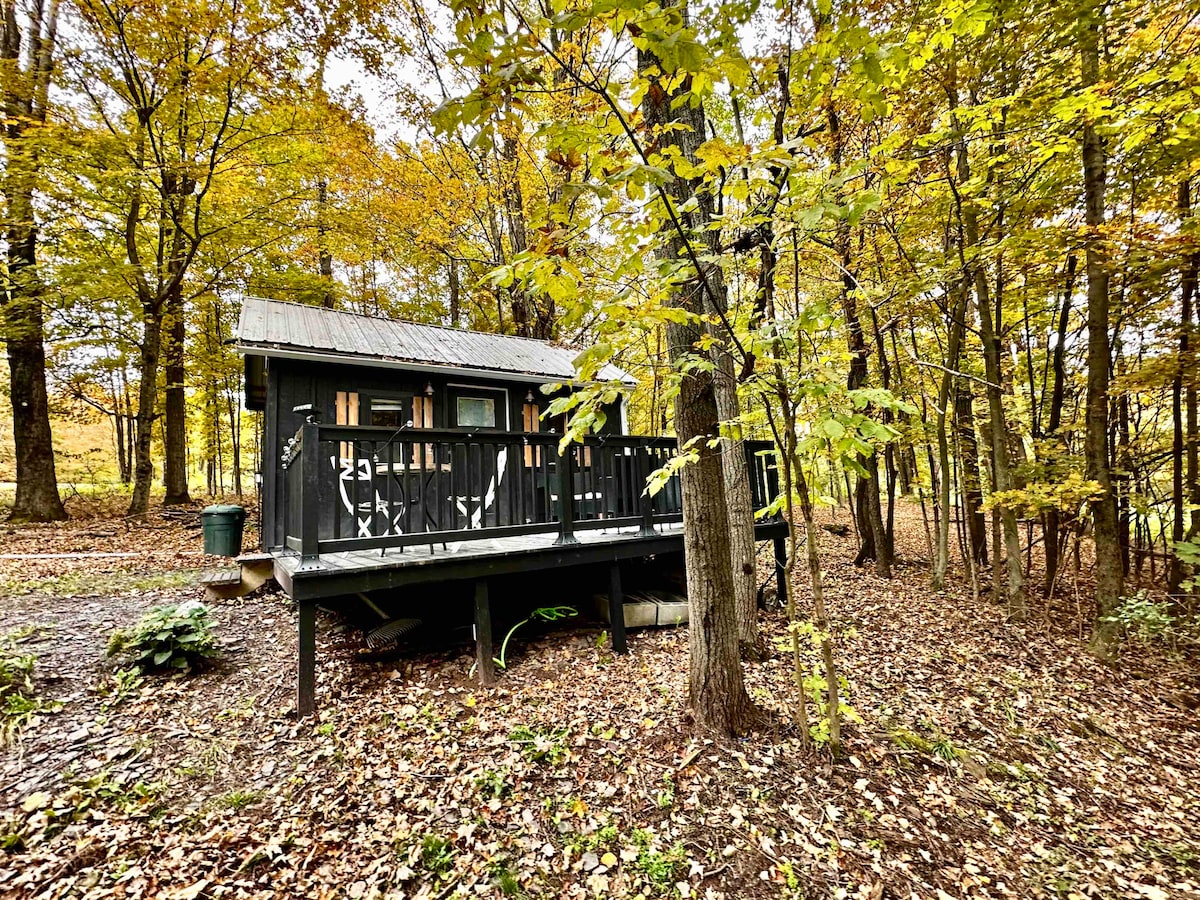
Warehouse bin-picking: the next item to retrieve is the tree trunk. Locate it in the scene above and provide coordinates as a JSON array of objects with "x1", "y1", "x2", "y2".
[
  {"x1": 702, "y1": 207, "x2": 758, "y2": 658},
  {"x1": 823, "y1": 99, "x2": 890, "y2": 577},
  {"x1": 638, "y1": 11, "x2": 754, "y2": 735},
  {"x1": 949, "y1": 104, "x2": 1025, "y2": 617},
  {"x1": 1171, "y1": 178, "x2": 1196, "y2": 594},
  {"x1": 162, "y1": 275, "x2": 190, "y2": 505},
  {"x1": 448, "y1": 256, "x2": 461, "y2": 327},
  {"x1": 933, "y1": 283, "x2": 968, "y2": 590},
  {"x1": 315, "y1": 54, "x2": 335, "y2": 310},
  {"x1": 1079, "y1": 5, "x2": 1124, "y2": 651},
  {"x1": 1043, "y1": 254, "x2": 1076, "y2": 596},
  {"x1": 1, "y1": 0, "x2": 65, "y2": 522},
  {"x1": 499, "y1": 111, "x2": 537, "y2": 338},
  {"x1": 3, "y1": 240, "x2": 65, "y2": 522},
  {"x1": 113, "y1": 371, "x2": 129, "y2": 484},
  {"x1": 955, "y1": 384, "x2": 987, "y2": 564},
  {"x1": 128, "y1": 306, "x2": 163, "y2": 515},
  {"x1": 126, "y1": 123, "x2": 160, "y2": 516},
  {"x1": 318, "y1": 173, "x2": 334, "y2": 309},
  {"x1": 1186, "y1": 200, "x2": 1199, "y2": 549}
]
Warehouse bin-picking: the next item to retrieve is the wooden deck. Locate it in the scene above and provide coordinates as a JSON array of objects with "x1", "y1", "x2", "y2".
[
  {"x1": 267, "y1": 422, "x2": 789, "y2": 715},
  {"x1": 273, "y1": 519, "x2": 787, "y2": 601}
]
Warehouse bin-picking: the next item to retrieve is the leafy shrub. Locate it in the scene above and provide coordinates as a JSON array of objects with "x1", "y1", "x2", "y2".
[
  {"x1": 1, "y1": 629, "x2": 59, "y2": 746},
  {"x1": 1173, "y1": 540, "x2": 1200, "y2": 592},
  {"x1": 1101, "y1": 593, "x2": 1176, "y2": 644},
  {"x1": 107, "y1": 601, "x2": 217, "y2": 674}
]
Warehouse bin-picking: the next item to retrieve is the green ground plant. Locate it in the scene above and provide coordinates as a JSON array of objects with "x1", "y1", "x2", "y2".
[
  {"x1": 1, "y1": 629, "x2": 59, "y2": 745},
  {"x1": 107, "y1": 601, "x2": 218, "y2": 674},
  {"x1": 1102, "y1": 592, "x2": 1198, "y2": 651},
  {"x1": 508, "y1": 724, "x2": 570, "y2": 766}
]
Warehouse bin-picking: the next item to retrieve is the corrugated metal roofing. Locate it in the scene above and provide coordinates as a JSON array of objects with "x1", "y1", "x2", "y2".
[{"x1": 234, "y1": 297, "x2": 636, "y2": 385}]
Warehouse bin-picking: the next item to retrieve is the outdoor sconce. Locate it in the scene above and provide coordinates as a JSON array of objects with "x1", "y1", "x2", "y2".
[
  {"x1": 423, "y1": 381, "x2": 434, "y2": 396},
  {"x1": 525, "y1": 389, "x2": 535, "y2": 403},
  {"x1": 292, "y1": 402, "x2": 321, "y2": 424}
]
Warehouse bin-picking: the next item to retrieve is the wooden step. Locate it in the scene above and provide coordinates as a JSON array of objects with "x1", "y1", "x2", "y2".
[
  {"x1": 235, "y1": 552, "x2": 274, "y2": 565},
  {"x1": 199, "y1": 555, "x2": 277, "y2": 600},
  {"x1": 199, "y1": 568, "x2": 242, "y2": 587}
]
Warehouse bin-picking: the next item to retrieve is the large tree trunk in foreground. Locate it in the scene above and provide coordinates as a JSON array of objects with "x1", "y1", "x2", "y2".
[
  {"x1": 2, "y1": 0, "x2": 65, "y2": 522},
  {"x1": 711, "y1": 345, "x2": 760, "y2": 658},
  {"x1": 4, "y1": 240, "x2": 65, "y2": 522},
  {"x1": 638, "y1": 10, "x2": 753, "y2": 735},
  {"x1": 1079, "y1": 6, "x2": 1124, "y2": 651}
]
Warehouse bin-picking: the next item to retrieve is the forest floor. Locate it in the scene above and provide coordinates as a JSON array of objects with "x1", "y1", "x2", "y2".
[{"x1": 1, "y1": 500, "x2": 1198, "y2": 900}]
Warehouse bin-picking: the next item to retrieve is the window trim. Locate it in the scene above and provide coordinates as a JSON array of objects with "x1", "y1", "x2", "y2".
[
  {"x1": 367, "y1": 394, "x2": 414, "y2": 429},
  {"x1": 447, "y1": 383, "x2": 510, "y2": 430}
]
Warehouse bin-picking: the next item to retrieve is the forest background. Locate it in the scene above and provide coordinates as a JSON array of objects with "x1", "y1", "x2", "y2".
[{"x1": 1, "y1": 0, "x2": 1198, "y2": 645}]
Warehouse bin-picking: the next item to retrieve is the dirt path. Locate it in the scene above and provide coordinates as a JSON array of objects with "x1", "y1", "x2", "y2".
[{"x1": 2, "y1": 506, "x2": 1198, "y2": 899}]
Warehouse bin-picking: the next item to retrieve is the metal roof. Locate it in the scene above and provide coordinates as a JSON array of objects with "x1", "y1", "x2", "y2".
[{"x1": 233, "y1": 297, "x2": 636, "y2": 386}]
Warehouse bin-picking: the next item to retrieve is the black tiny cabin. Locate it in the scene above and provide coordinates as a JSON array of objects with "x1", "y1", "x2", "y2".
[
  {"x1": 234, "y1": 297, "x2": 786, "y2": 714},
  {"x1": 236, "y1": 297, "x2": 634, "y2": 553}
]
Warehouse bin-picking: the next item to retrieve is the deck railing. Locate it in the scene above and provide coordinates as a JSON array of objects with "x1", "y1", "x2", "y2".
[{"x1": 279, "y1": 423, "x2": 779, "y2": 569}]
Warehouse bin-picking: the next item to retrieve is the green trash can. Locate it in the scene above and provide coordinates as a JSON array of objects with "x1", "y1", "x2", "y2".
[{"x1": 201, "y1": 504, "x2": 246, "y2": 557}]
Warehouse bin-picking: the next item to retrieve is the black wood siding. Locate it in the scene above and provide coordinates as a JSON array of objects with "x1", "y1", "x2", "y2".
[{"x1": 258, "y1": 357, "x2": 624, "y2": 549}]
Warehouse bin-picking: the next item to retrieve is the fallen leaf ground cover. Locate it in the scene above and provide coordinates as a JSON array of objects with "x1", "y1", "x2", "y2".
[{"x1": 1, "y1": 505, "x2": 1197, "y2": 899}]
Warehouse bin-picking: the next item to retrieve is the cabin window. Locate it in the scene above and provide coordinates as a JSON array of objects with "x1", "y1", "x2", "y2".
[
  {"x1": 456, "y1": 396, "x2": 496, "y2": 428},
  {"x1": 368, "y1": 394, "x2": 434, "y2": 465},
  {"x1": 370, "y1": 398, "x2": 408, "y2": 429}
]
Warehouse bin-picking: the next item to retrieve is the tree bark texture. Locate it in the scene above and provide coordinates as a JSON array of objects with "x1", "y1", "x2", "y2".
[
  {"x1": 700, "y1": 219, "x2": 758, "y2": 658},
  {"x1": 1171, "y1": 178, "x2": 1197, "y2": 594},
  {"x1": 638, "y1": 12, "x2": 754, "y2": 735},
  {"x1": 1, "y1": 0, "x2": 66, "y2": 522},
  {"x1": 1043, "y1": 254, "x2": 1076, "y2": 596},
  {"x1": 162, "y1": 274, "x2": 190, "y2": 505},
  {"x1": 955, "y1": 385, "x2": 988, "y2": 565}
]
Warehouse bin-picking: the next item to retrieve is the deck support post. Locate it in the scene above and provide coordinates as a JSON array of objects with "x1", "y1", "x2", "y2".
[
  {"x1": 608, "y1": 562, "x2": 628, "y2": 654},
  {"x1": 553, "y1": 443, "x2": 579, "y2": 545},
  {"x1": 297, "y1": 599, "x2": 316, "y2": 717},
  {"x1": 297, "y1": 422, "x2": 324, "y2": 572},
  {"x1": 474, "y1": 579, "x2": 496, "y2": 686},
  {"x1": 636, "y1": 443, "x2": 657, "y2": 537},
  {"x1": 773, "y1": 536, "x2": 789, "y2": 610}
]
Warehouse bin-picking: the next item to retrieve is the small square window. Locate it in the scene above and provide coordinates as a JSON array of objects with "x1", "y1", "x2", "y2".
[
  {"x1": 371, "y1": 399, "x2": 409, "y2": 428},
  {"x1": 457, "y1": 397, "x2": 496, "y2": 428}
]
